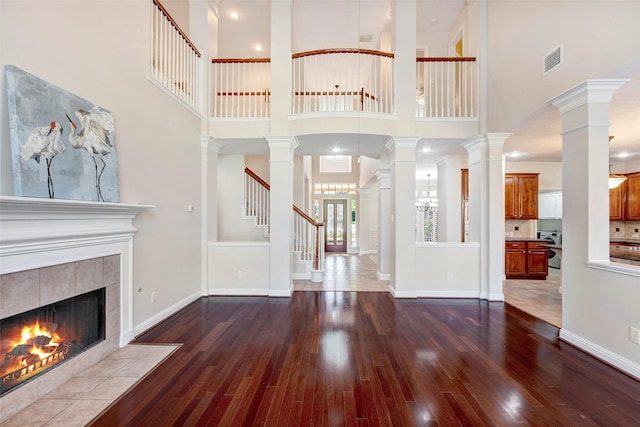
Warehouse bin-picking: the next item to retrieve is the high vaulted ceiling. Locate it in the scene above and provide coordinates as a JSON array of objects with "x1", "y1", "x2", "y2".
[{"x1": 211, "y1": 0, "x2": 640, "y2": 178}]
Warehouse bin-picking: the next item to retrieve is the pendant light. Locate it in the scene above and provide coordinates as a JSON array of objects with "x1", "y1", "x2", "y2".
[{"x1": 608, "y1": 136, "x2": 627, "y2": 189}]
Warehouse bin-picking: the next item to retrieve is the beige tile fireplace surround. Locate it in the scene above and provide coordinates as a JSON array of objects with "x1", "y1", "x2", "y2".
[{"x1": 0, "y1": 196, "x2": 149, "y2": 422}]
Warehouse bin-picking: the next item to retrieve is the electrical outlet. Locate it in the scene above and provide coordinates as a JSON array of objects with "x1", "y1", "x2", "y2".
[
  {"x1": 514, "y1": 226, "x2": 519, "y2": 231},
  {"x1": 615, "y1": 227, "x2": 620, "y2": 232},
  {"x1": 237, "y1": 270, "x2": 243, "y2": 279},
  {"x1": 630, "y1": 327, "x2": 640, "y2": 345},
  {"x1": 151, "y1": 291, "x2": 157, "y2": 303},
  {"x1": 447, "y1": 273, "x2": 453, "y2": 281}
]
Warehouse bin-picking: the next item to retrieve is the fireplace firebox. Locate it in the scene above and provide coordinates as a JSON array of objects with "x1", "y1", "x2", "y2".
[{"x1": 0, "y1": 288, "x2": 106, "y2": 396}]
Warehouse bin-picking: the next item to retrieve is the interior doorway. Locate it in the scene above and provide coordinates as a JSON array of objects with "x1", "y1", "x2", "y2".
[{"x1": 323, "y1": 199, "x2": 347, "y2": 252}]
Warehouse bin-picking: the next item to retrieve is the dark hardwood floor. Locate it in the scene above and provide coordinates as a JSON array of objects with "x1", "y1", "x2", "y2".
[{"x1": 91, "y1": 292, "x2": 640, "y2": 426}]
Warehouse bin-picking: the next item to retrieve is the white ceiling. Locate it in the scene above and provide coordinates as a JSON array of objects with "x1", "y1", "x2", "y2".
[{"x1": 213, "y1": 0, "x2": 640, "y2": 178}]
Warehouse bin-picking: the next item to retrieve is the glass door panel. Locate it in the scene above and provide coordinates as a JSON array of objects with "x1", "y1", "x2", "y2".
[{"x1": 324, "y1": 199, "x2": 347, "y2": 252}]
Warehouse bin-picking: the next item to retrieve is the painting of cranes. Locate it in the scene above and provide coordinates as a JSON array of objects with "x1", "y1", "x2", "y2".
[{"x1": 5, "y1": 65, "x2": 120, "y2": 202}]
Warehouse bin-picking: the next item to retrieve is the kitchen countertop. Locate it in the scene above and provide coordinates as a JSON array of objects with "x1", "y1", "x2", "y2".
[{"x1": 525, "y1": 241, "x2": 640, "y2": 262}]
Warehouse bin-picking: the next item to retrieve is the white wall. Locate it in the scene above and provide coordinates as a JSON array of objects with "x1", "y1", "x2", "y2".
[
  {"x1": 486, "y1": 1, "x2": 640, "y2": 132},
  {"x1": 415, "y1": 243, "x2": 480, "y2": 297},
  {"x1": 217, "y1": 155, "x2": 269, "y2": 241},
  {"x1": 505, "y1": 161, "x2": 562, "y2": 191},
  {"x1": 245, "y1": 155, "x2": 270, "y2": 182},
  {"x1": 208, "y1": 242, "x2": 269, "y2": 295},
  {"x1": 0, "y1": 1, "x2": 203, "y2": 332}
]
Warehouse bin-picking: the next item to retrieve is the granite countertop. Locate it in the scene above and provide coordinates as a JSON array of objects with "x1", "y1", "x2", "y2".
[{"x1": 610, "y1": 242, "x2": 640, "y2": 262}]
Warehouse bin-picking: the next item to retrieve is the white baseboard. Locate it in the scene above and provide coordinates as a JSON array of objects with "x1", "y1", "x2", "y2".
[
  {"x1": 417, "y1": 290, "x2": 479, "y2": 298},
  {"x1": 560, "y1": 328, "x2": 640, "y2": 380},
  {"x1": 377, "y1": 271, "x2": 390, "y2": 280},
  {"x1": 269, "y1": 286, "x2": 293, "y2": 297},
  {"x1": 130, "y1": 291, "x2": 202, "y2": 341},
  {"x1": 209, "y1": 288, "x2": 269, "y2": 296}
]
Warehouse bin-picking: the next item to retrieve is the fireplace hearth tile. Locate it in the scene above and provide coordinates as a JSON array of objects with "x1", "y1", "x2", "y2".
[
  {"x1": 38, "y1": 357, "x2": 76, "y2": 397},
  {"x1": 45, "y1": 398, "x2": 112, "y2": 427},
  {"x1": 72, "y1": 343, "x2": 104, "y2": 376},
  {"x1": 2, "y1": 344, "x2": 178, "y2": 425},
  {"x1": 106, "y1": 308, "x2": 120, "y2": 344},
  {"x1": 76, "y1": 357, "x2": 132, "y2": 378},
  {"x1": 75, "y1": 258, "x2": 104, "y2": 294},
  {"x1": 44, "y1": 376, "x2": 104, "y2": 400},
  {"x1": 80, "y1": 376, "x2": 139, "y2": 401},
  {"x1": 0, "y1": 268, "x2": 39, "y2": 319},
  {"x1": 40, "y1": 262, "x2": 75, "y2": 306},
  {"x1": 0, "y1": 375, "x2": 39, "y2": 423},
  {"x1": 103, "y1": 254, "x2": 120, "y2": 287},
  {"x1": 0, "y1": 398, "x2": 74, "y2": 426}
]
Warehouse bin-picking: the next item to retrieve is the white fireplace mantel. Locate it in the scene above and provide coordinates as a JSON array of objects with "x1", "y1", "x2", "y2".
[{"x1": 0, "y1": 195, "x2": 153, "y2": 345}]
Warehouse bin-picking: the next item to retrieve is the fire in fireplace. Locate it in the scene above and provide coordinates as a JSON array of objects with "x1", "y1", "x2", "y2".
[{"x1": 0, "y1": 288, "x2": 105, "y2": 396}]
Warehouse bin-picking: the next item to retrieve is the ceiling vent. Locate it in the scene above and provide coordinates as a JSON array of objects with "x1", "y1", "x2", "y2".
[
  {"x1": 359, "y1": 34, "x2": 373, "y2": 43},
  {"x1": 543, "y1": 45, "x2": 563, "y2": 75}
]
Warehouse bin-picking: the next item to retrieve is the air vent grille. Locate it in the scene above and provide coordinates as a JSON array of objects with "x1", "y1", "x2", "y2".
[{"x1": 543, "y1": 45, "x2": 562, "y2": 74}]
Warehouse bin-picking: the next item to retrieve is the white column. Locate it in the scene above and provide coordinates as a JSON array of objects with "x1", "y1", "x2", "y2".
[
  {"x1": 548, "y1": 79, "x2": 628, "y2": 275},
  {"x1": 392, "y1": 0, "x2": 417, "y2": 129},
  {"x1": 376, "y1": 169, "x2": 391, "y2": 281},
  {"x1": 267, "y1": 136, "x2": 299, "y2": 297},
  {"x1": 270, "y1": 0, "x2": 292, "y2": 134},
  {"x1": 435, "y1": 155, "x2": 464, "y2": 242},
  {"x1": 386, "y1": 137, "x2": 419, "y2": 298},
  {"x1": 462, "y1": 133, "x2": 508, "y2": 301},
  {"x1": 201, "y1": 136, "x2": 221, "y2": 295},
  {"x1": 358, "y1": 188, "x2": 372, "y2": 255}
]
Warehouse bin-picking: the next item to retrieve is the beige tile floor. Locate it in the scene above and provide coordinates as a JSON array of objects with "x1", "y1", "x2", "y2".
[
  {"x1": 294, "y1": 253, "x2": 389, "y2": 292},
  {"x1": 503, "y1": 268, "x2": 562, "y2": 328},
  {"x1": 2, "y1": 344, "x2": 179, "y2": 427}
]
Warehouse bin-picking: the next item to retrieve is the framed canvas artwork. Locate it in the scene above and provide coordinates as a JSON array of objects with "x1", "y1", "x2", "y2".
[{"x1": 5, "y1": 65, "x2": 120, "y2": 202}]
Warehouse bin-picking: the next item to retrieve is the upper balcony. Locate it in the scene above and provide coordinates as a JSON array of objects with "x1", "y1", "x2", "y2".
[{"x1": 150, "y1": 0, "x2": 479, "y2": 140}]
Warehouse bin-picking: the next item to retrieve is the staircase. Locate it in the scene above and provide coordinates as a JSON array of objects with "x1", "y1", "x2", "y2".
[{"x1": 244, "y1": 167, "x2": 325, "y2": 281}]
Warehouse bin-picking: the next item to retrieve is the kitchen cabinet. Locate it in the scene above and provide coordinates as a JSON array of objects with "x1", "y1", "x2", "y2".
[
  {"x1": 609, "y1": 172, "x2": 640, "y2": 221},
  {"x1": 610, "y1": 181, "x2": 625, "y2": 220},
  {"x1": 626, "y1": 172, "x2": 640, "y2": 220},
  {"x1": 505, "y1": 240, "x2": 549, "y2": 279},
  {"x1": 539, "y1": 191, "x2": 562, "y2": 219},
  {"x1": 505, "y1": 174, "x2": 539, "y2": 219}
]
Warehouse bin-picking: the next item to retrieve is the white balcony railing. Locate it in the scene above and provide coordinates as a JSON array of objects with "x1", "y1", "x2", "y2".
[
  {"x1": 292, "y1": 49, "x2": 394, "y2": 115},
  {"x1": 211, "y1": 59, "x2": 271, "y2": 118},
  {"x1": 150, "y1": 0, "x2": 201, "y2": 112},
  {"x1": 209, "y1": 53, "x2": 475, "y2": 119},
  {"x1": 416, "y1": 57, "x2": 478, "y2": 118}
]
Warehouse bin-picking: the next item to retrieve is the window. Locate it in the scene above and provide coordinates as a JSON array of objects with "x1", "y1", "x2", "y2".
[
  {"x1": 319, "y1": 155, "x2": 352, "y2": 173},
  {"x1": 314, "y1": 183, "x2": 356, "y2": 195}
]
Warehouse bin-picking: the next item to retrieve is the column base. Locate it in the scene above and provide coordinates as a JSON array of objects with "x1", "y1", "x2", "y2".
[{"x1": 310, "y1": 269, "x2": 325, "y2": 283}]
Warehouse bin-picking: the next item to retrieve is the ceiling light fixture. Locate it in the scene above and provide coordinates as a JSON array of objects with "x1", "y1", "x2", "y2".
[
  {"x1": 229, "y1": 10, "x2": 240, "y2": 20},
  {"x1": 332, "y1": 147, "x2": 341, "y2": 153},
  {"x1": 253, "y1": 43, "x2": 263, "y2": 52}
]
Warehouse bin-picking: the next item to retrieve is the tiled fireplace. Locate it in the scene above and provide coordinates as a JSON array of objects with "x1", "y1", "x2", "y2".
[{"x1": 0, "y1": 196, "x2": 148, "y2": 422}]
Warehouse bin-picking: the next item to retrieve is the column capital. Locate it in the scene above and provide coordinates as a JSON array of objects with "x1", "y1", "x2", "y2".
[
  {"x1": 375, "y1": 168, "x2": 391, "y2": 189},
  {"x1": 200, "y1": 136, "x2": 222, "y2": 151},
  {"x1": 548, "y1": 79, "x2": 629, "y2": 115},
  {"x1": 267, "y1": 136, "x2": 299, "y2": 162},
  {"x1": 385, "y1": 136, "x2": 420, "y2": 153}
]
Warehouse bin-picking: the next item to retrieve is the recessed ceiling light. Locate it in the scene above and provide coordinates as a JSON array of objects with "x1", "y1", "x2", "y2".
[
  {"x1": 509, "y1": 152, "x2": 521, "y2": 158},
  {"x1": 618, "y1": 152, "x2": 630, "y2": 158},
  {"x1": 430, "y1": 17, "x2": 439, "y2": 25},
  {"x1": 253, "y1": 43, "x2": 263, "y2": 52},
  {"x1": 229, "y1": 10, "x2": 240, "y2": 20},
  {"x1": 332, "y1": 147, "x2": 341, "y2": 153},
  {"x1": 421, "y1": 147, "x2": 431, "y2": 153}
]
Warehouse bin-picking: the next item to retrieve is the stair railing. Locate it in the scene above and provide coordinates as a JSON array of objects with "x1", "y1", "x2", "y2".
[
  {"x1": 150, "y1": 0, "x2": 201, "y2": 112},
  {"x1": 244, "y1": 167, "x2": 270, "y2": 228},
  {"x1": 293, "y1": 206, "x2": 325, "y2": 271},
  {"x1": 244, "y1": 167, "x2": 324, "y2": 271}
]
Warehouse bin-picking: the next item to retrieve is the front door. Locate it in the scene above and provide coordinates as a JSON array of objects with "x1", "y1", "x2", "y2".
[{"x1": 324, "y1": 199, "x2": 347, "y2": 252}]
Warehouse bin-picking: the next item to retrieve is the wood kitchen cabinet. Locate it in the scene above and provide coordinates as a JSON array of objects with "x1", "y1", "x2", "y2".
[
  {"x1": 626, "y1": 172, "x2": 640, "y2": 220},
  {"x1": 505, "y1": 174, "x2": 539, "y2": 219},
  {"x1": 609, "y1": 172, "x2": 640, "y2": 221},
  {"x1": 610, "y1": 180, "x2": 625, "y2": 220},
  {"x1": 505, "y1": 240, "x2": 549, "y2": 279}
]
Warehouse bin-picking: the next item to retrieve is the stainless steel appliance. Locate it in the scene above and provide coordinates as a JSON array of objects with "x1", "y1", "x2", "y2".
[{"x1": 539, "y1": 231, "x2": 562, "y2": 269}]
